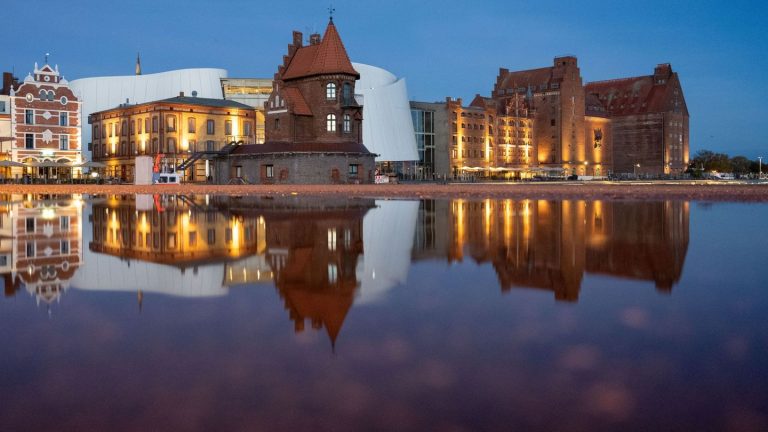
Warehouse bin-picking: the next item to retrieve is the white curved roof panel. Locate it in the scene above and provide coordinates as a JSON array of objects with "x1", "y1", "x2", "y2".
[{"x1": 353, "y1": 63, "x2": 418, "y2": 162}]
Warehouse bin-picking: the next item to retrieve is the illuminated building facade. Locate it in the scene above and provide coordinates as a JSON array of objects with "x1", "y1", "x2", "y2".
[
  {"x1": 8, "y1": 62, "x2": 82, "y2": 178},
  {"x1": 413, "y1": 198, "x2": 689, "y2": 300},
  {"x1": 219, "y1": 20, "x2": 376, "y2": 184},
  {"x1": 584, "y1": 64, "x2": 689, "y2": 175},
  {"x1": 89, "y1": 95, "x2": 256, "y2": 181}
]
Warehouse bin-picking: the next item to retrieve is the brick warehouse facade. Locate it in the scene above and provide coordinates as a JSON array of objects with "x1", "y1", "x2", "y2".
[
  {"x1": 411, "y1": 57, "x2": 687, "y2": 178},
  {"x1": 215, "y1": 19, "x2": 375, "y2": 184},
  {"x1": 9, "y1": 62, "x2": 82, "y2": 179}
]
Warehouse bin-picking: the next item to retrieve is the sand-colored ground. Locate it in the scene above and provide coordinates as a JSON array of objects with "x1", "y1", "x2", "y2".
[{"x1": 1, "y1": 181, "x2": 768, "y2": 202}]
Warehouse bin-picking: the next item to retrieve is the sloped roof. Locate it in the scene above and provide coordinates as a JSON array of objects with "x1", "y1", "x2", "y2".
[
  {"x1": 585, "y1": 75, "x2": 670, "y2": 116},
  {"x1": 499, "y1": 66, "x2": 553, "y2": 90},
  {"x1": 281, "y1": 21, "x2": 359, "y2": 80},
  {"x1": 158, "y1": 96, "x2": 253, "y2": 109},
  {"x1": 282, "y1": 87, "x2": 312, "y2": 116},
  {"x1": 231, "y1": 141, "x2": 373, "y2": 155}
]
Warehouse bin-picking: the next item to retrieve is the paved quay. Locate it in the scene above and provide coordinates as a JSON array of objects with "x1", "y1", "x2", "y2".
[{"x1": 1, "y1": 181, "x2": 767, "y2": 202}]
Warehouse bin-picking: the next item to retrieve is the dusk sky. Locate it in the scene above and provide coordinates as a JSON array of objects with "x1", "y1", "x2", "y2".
[{"x1": 3, "y1": 0, "x2": 766, "y2": 158}]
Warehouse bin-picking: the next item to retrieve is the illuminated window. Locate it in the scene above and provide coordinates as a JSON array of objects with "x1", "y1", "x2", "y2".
[
  {"x1": 327, "y1": 228, "x2": 337, "y2": 251},
  {"x1": 166, "y1": 115, "x2": 176, "y2": 132},
  {"x1": 326, "y1": 82, "x2": 337, "y2": 100},
  {"x1": 244, "y1": 121, "x2": 252, "y2": 136},
  {"x1": 206, "y1": 119, "x2": 215, "y2": 134},
  {"x1": 144, "y1": 118, "x2": 149, "y2": 133},
  {"x1": 225, "y1": 120, "x2": 232, "y2": 135},
  {"x1": 130, "y1": 120, "x2": 135, "y2": 135},
  {"x1": 328, "y1": 263, "x2": 338, "y2": 284},
  {"x1": 326, "y1": 114, "x2": 336, "y2": 132},
  {"x1": 343, "y1": 114, "x2": 351, "y2": 133},
  {"x1": 188, "y1": 117, "x2": 195, "y2": 133}
]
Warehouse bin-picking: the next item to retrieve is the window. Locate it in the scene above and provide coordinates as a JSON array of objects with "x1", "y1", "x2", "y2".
[
  {"x1": 26, "y1": 242, "x2": 35, "y2": 258},
  {"x1": 207, "y1": 228, "x2": 216, "y2": 245},
  {"x1": 188, "y1": 117, "x2": 195, "y2": 133},
  {"x1": 452, "y1": 149, "x2": 457, "y2": 158},
  {"x1": 328, "y1": 264, "x2": 338, "y2": 284},
  {"x1": 166, "y1": 115, "x2": 176, "y2": 132},
  {"x1": 265, "y1": 164, "x2": 274, "y2": 178},
  {"x1": 167, "y1": 138, "x2": 176, "y2": 153},
  {"x1": 342, "y1": 82, "x2": 352, "y2": 104},
  {"x1": 137, "y1": 119, "x2": 142, "y2": 134},
  {"x1": 274, "y1": 118, "x2": 280, "y2": 130},
  {"x1": 343, "y1": 114, "x2": 351, "y2": 133},
  {"x1": 152, "y1": 116, "x2": 159, "y2": 132},
  {"x1": 327, "y1": 228, "x2": 337, "y2": 251},
  {"x1": 25, "y1": 133, "x2": 34, "y2": 149},
  {"x1": 206, "y1": 119, "x2": 215, "y2": 134},
  {"x1": 60, "y1": 135, "x2": 69, "y2": 150},
  {"x1": 59, "y1": 112, "x2": 68, "y2": 126},
  {"x1": 121, "y1": 120, "x2": 127, "y2": 136},
  {"x1": 144, "y1": 118, "x2": 149, "y2": 134},
  {"x1": 326, "y1": 82, "x2": 337, "y2": 100},
  {"x1": 206, "y1": 140, "x2": 214, "y2": 151},
  {"x1": 130, "y1": 141, "x2": 136, "y2": 154},
  {"x1": 225, "y1": 120, "x2": 232, "y2": 135},
  {"x1": 189, "y1": 231, "x2": 197, "y2": 247},
  {"x1": 26, "y1": 218, "x2": 35, "y2": 233},
  {"x1": 25, "y1": 109, "x2": 34, "y2": 124},
  {"x1": 326, "y1": 114, "x2": 336, "y2": 132},
  {"x1": 244, "y1": 121, "x2": 252, "y2": 136},
  {"x1": 60, "y1": 216, "x2": 70, "y2": 231},
  {"x1": 130, "y1": 120, "x2": 135, "y2": 135},
  {"x1": 348, "y1": 164, "x2": 359, "y2": 176},
  {"x1": 60, "y1": 240, "x2": 70, "y2": 255},
  {"x1": 0, "y1": 101, "x2": 5, "y2": 112}
]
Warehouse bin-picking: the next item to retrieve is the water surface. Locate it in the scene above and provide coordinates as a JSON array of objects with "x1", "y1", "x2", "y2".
[{"x1": 1, "y1": 195, "x2": 766, "y2": 431}]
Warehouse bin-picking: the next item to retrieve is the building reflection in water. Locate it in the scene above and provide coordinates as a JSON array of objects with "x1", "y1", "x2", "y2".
[
  {"x1": 1, "y1": 194, "x2": 690, "y2": 344},
  {"x1": 413, "y1": 199, "x2": 690, "y2": 301},
  {"x1": 0, "y1": 194, "x2": 83, "y2": 306}
]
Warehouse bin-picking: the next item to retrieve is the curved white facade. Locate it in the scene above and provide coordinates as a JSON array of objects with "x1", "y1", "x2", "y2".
[
  {"x1": 353, "y1": 63, "x2": 418, "y2": 162},
  {"x1": 70, "y1": 68, "x2": 228, "y2": 152}
]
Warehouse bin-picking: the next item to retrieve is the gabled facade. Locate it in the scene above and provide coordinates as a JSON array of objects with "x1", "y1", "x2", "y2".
[
  {"x1": 220, "y1": 20, "x2": 375, "y2": 184},
  {"x1": 10, "y1": 63, "x2": 81, "y2": 178},
  {"x1": 585, "y1": 64, "x2": 689, "y2": 175}
]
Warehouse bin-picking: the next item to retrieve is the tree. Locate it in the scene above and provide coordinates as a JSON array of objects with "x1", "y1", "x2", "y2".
[{"x1": 730, "y1": 156, "x2": 751, "y2": 175}]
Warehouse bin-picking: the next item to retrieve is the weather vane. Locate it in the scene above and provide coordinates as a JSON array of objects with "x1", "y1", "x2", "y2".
[
  {"x1": 328, "y1": 4, "x2": 335, "y2": 22},
  {"x1": 45, "y1": 52, "x2": 50, "y2": 64}
]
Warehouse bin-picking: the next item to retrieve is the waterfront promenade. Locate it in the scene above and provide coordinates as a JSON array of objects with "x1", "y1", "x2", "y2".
[{"x1": 1, "y1": 181, "x2": 767, "y2": 202}]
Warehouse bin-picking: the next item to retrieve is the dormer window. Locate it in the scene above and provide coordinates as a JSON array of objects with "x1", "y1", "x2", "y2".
[{"x1": 326, "y1": 82, "x2": 337, "y2": 100}]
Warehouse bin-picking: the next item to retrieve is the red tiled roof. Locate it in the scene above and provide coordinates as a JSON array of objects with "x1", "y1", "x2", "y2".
[
  {"x1": 282, "y1": 87, "x2": 312, "y2": 116},
  {"x1": 585, "y1": 75, "x2": 670, "y2": 116},
  {"x1": 281, "y1": 21, "x2": 359, "y2": 81},
  {"x1": 499, "y1": 67, "x2": 553, "y2": 90},
  {"x1": 231, "y1": 141, "x2": 373, "y2": 156}
]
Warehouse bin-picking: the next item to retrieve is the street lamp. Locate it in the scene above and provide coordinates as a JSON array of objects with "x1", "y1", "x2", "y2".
[
  {"x1": 759, "y1": 156, "x2": 763, "y2": 180},
  {"x1": 634, "y1": 163, "x2": 640, "y2": 177}
]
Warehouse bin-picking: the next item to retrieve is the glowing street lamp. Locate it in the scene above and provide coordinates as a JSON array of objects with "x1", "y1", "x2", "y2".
[{"x1": 759, "y1": 156, "x2": 763, "y2": 179}]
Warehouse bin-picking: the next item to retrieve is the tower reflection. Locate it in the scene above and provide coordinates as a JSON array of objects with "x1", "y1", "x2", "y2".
[{"x1": 413, "y1": 199, "x2": 689, "y2": 301}]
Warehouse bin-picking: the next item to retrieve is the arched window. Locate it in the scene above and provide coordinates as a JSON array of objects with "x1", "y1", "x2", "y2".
[
  {"x1": 326, "y1": 82, "x2": 336, "y2": 100},
  {"x1": 326, "y1": 114, "x2": 337, "y2": 132},
  {"x1": 343, "y1": 114, "x2": 351, "y2": 133}
]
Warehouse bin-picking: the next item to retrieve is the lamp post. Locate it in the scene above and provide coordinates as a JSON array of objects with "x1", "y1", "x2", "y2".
[
  {"x1": 634, "y1": 163, "x2": 640, "y2": 177},
  {"x1": 759, "y1": 156, "x2": 763, "y2": 180}
]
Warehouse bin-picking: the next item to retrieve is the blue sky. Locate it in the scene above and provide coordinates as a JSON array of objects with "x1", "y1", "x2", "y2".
[{"x1": 3, "y1": 0, "x2": 766, "y2": 158}]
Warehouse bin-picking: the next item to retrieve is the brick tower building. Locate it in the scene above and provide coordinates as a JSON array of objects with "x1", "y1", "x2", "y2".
[{"x1": 221, "y1": 19, "x2": 375, "y2": 184}]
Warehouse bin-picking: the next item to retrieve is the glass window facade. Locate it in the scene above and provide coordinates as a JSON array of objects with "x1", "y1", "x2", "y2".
[{"x1": 411, "y1": 109, "x2": 435, "y2": 175}]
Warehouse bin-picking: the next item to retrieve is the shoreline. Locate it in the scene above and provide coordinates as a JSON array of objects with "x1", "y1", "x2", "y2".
[{"x1": 1, "y1": 181, "x2": 768, "y2": 202}]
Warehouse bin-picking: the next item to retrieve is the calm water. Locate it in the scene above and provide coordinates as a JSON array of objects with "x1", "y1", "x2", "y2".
[{"x1": 1, "y1": 194, "x2": 766, "y2": 431}]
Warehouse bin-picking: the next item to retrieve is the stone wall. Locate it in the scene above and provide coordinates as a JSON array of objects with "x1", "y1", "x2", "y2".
[{"x1": 215, "y1": 153, "x2": 376, "y2": 184}]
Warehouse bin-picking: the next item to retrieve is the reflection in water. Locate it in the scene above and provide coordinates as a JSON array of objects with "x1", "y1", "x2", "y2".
[
  {"x1": 1, "y1": 195, "x2": 690, "y2": 340},
  {"x1": 414, "y1": 199, "x2": 690, "y2": 301}
]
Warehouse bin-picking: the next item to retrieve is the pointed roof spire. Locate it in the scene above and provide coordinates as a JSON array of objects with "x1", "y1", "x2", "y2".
[
  {"x1": 135, "y1": 52, "x2": 142, "y2": 76},
  {"x1": 280, "y1": 19, "x2": 359, "y2": 80}
]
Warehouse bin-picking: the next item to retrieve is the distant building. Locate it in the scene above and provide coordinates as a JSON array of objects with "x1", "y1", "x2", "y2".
[
  {"x1": 217, "y1": 20, "x2": 375, "y2": 184},
  {"x1": 89, "y1": 94, "x2": 256, "y2": 182},
  {"x1": 0, "y1": 93, "x2": 11, "y2": 164},
  {"x1": 221, "y1": 77, "x2": 271, "y2": 144},
  {"x1": 9, "y1": 62, "x2": 82, "y2": 179},
  {"x1": 585, "y1": 64, "x2": 689, "y2": 175}
]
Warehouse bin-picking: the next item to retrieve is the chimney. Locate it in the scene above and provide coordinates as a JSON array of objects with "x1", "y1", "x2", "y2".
[
  {"x1": 179, "y1": 91, "x2": 185, "y2": 97},
  {"x1": 309, "y1": 33, "x2": 321, "y2": 45},
  {"x1": 1, "y1": 72, "x2": 19, "y2": 95},
  {"x1": 293, "y1": 31, "x2": 303, "y2": 47}
]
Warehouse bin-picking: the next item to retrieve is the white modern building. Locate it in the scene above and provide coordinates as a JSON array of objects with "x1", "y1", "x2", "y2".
[
  {"x1": 352, "y1": 63, "x2": 418, "y2": 163},
  {"x1": 70, "y1": 68, "x2": 228, "y2": 157},
  {"x1": 71, "y1": 64, "x2": 416, "y2": 166}
]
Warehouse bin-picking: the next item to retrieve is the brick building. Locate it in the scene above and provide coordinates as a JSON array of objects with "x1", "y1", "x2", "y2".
[
  {"x1": 8, "y1": 62, "x2": 82, "y2": 179},
  {"x1": 89, "y1": 95, "x2": 256, "y2": 182},
  {"x1": 585, "y1": 64, "x2": 689, "y2": 175},
  {"x1": 217, "y1": 19, "x2": 375, "y2": 184}
]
